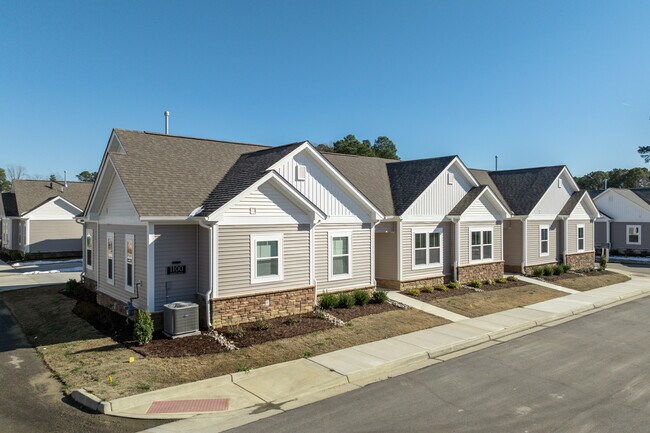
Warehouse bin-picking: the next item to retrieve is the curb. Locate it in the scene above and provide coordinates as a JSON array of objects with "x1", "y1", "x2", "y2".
[{"x1": 71, "y1": 389, "x2": 111, "y2": 414}]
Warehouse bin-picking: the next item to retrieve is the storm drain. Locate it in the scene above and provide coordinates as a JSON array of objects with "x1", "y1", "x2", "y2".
[{"x1": 147, "y1": 398, "x2": 230, "y2": 414}]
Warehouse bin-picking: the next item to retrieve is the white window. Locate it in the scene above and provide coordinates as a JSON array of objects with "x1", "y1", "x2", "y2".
[
  {"x1": 251, "y1": 234, "x2": 283, "y2": 284},
  {"x1": 295, "y1": 164, "x2": 307, "y2": 181},
  {"x1": 106, "y1": 232, "x2": 114, "y2": 285},
  {"x1": 627, "y1": 225, "x2": 641, "y2": 245},
  {"x1": 577, "y1": 224, "x2": 585, "y2": 252},
  {"x1": 558, "y1": 178, "x2": 563, "y2": 188},
  {"x1": 540, "y1": 225, "x2": 549, "y2": 256},
  {"x1": 412, "y1": 228, "x2": 443, "y2": 269},
  {"x1": 470, "y1": 228, "x2": 493, "y2": 262},
  {"x1": 447, "y1": 172, "x2": 454, "y2": 185},
  {"x1": 125, "y1": 234, "x2": 134, "y2": 292},
  {"x1": 329, "y1": 231, "x2": 352, "y2": 280},
  {"x1": 85, "y1": 228, "x2": 94, "y2": 269}
]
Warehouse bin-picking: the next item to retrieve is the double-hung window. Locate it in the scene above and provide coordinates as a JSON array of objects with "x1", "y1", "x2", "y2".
[
  {"x1": 627, "y1": 225, "x2": 641, "y2": 245},
  {"x1": 540, "y1": 226, "x2": 549, "y2": 256},
  {"x1": 86, "y1": 228, "x2": 94, "y2": 270},
  {"x1": 106, "y1": 232, "x2": 114, "y2": 285},
  {"x1": 251, "y1": 234, "x2": 283, "y2": 284},
  {"x1": 470, "y1": 228, "x2": 493, "y2": 261},
  {"x1": 577, "y1": 225, "x2": 585, "y2": 252},
  {"x1": 329, "y1": 231, "x2": 352, "y2": 280},
  {"x1": 413, "y1": 228, "x2": 443, "y2": 268},
  {"x1": 125, "y1": 234, "x2": 134, "y2": 292}
]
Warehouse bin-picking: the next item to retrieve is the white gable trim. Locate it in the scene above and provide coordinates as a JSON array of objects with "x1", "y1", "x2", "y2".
[
  {"x1": 568, "y1": 193, "x2": 600, "y2": 220},
  {"x1": 528, "y1": 166, "x2": 577, "y2": 218},
  {"x1": 267, "y1": 142, "x2": 385, "y2": 220},
  {"x1": 21, "y1": 196, "x2": 83, "y2": 219},
  {"x1": 205, "y1": 171, "x2": 326, "y2": 222},
  {"x1": 458, "y1": 187, "x2": 511, "y2": 220}
]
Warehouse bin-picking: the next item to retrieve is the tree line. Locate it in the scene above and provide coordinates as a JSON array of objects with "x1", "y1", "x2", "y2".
[{"x1": 316, "y1": 135, "x2": 399, "y2": 160}]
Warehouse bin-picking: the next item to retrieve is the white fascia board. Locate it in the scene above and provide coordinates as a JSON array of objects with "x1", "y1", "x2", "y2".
[
  {"x1": 206, "y1": 171, "x2": 326, "y2": 222},
  {"x1": 560, "y1": 166, "x2": 580, "y2": 191},
  {"x1": 21, "y1": 195, "x2": 83, "y2": 219},
  {"x1": 83, "y1": 131, "x2": 118, "y2": 218},
  {"x1": 267, "y1": 142, "x2": 385, "y2": 220},
  {"x1": 574, "y1": 193, "x2": 600, "y2": 219}
]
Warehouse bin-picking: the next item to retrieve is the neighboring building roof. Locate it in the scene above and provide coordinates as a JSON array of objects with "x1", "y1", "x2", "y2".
[
  {"x1": 324, "y1": 153, "x2": 457, "y2": 216},
  {"x1": 448, "y1": 186, "x2": 488, "y2": 217},
  {"x1": 588, "y1": 189, "x2": 604, "y2": 199},
  {"x1": 5, "y1": 180, "x2": 93, "y2": 217},
  {"x1": 471, "y1": 166, "x2": 565, "y2": 215},
  {"x1": 631, "y1": 188, "x2": 650, "y2": 207}
]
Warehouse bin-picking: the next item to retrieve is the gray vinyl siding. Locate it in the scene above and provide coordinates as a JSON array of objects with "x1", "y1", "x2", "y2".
[
  {"x1": 567, "y1": 220, "x2": 593, "y2": 254},
  {"x1": 375, "y1": 231, "x2": 398, "y2": 280},
  {"x1": 315, "y1": 223, "x2": 372, "y2": 292},
  {"x1": 29, "y1": 220, "x2": 82, "y2": 253},
  {"x1": 154, "y1": 225, "x2": 199, "y2": 311},
  {"x1": 11, "y1": 220, "x2": 19, "y2": 250},
  {"x1": 458, "y1": 221, "x2": 502, "y2": 266},
  {"x1": 402, "y1": 221, "x2": 453, "y2": 280},
  {"x1": 503, "y1": 219, "x2": 523, "y2": 268},
  {"x1": 527, "y1": 219, "x2": 562, "y2": 265},
  {"x1": 96, "y1": 224, "x2": 148, "y2": 312},
  {"x1": 595, "y1": 221, "x2": 608, "y2": 248},
  {"x1": 198, "y1": 226, "x2": 210, "y2": 296},
  {"x1": 83, "y1": 222, "x2": 98, "y2": 280},
  {"x1": 610, "y1": 222, "x2": 650, "y2": 252},
  {"x1": 218, "y1": 224, "x2": 310, "y2": 297}
]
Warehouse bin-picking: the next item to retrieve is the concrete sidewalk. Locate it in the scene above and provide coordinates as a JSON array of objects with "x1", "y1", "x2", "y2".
[
  {"x1": 386, "y1": 290, "x2": 468, "y2": 322},
  {"x1": 75, "y1": 274, "x2": 650, "y2": 433}
]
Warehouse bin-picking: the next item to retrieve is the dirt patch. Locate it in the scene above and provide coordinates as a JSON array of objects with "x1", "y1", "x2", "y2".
[
  {"x1": 327, "y1": 301, "x2": 400, "y2": 322},
  {"x1": 402, "y1": 280, "x2": 528, "y2": 302},
  {"x1": 429, "y1": 284, "x2": 564, "y2": 317},
  {"x1": 217, "y1": 313, "x2": 335, "y2": 348},
  {"x1": 542, "y1": 270, "x2": 631, "y2": 291}
]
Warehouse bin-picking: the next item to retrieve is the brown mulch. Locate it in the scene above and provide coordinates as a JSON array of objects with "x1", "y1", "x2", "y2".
[
  {"x1": 402, "y1": 280, "x2": 527, "y2": 302},
  {"x1": 216, "y1": 312, "x2": 336, "y2": 349},
  {"x1": 132, "y1": 333, "x2": 227, "y2": 358},
  {"x1": 327, "y1": 301, "x2": 400, "y2": 322},
  {"x1": 539, "y1": 269, "x2": 612, "y2": 282}
]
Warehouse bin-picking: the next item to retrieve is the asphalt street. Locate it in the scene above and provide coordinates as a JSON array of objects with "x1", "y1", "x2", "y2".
[
  {"x1": 226, "y1": 276, "x2": 650, "y2": 433},
  {"x1": 0, "y1": 298, "x2": 164, "y2": 433}
]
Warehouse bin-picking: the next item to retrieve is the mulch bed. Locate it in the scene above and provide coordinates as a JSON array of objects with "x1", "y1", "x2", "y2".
[
  {"x1": 216, "y1": 312, "x2": 335, "y2": 349},
  {"x1": 327, "y1": 301, "x2": 400, "y2": 322},
  {"x1": 402, "y1": 279, "x2": 528, "y2": 302},
  {"x1": 132, "y1": 332, "x2": 228, "y2": 358},
  {"x1": 538, "y1": 269, "x2": 611, "y2": 282}
]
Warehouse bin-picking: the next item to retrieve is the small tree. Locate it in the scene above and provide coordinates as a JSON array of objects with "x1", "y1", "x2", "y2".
[
  {"x1": 133, "y1": 310, "x2": 154, "y2": 345},
  {"x1": 600, "y1": 256, "x2": 608, "y2": 270}
]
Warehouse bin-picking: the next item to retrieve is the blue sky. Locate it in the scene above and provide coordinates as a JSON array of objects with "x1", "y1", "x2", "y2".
[{"x1": 1, "y1": 1, "x2": 649, "y2": 179}]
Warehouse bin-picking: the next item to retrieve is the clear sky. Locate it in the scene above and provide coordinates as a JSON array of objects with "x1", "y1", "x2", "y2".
[{"x1": 1, "y1": 1, "x2": 649, "y2": 179}]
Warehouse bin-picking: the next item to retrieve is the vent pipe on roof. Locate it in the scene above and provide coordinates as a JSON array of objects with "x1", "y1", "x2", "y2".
[
  {"x1": 604, "y1": 179, "x2": 608, "y2": 189},
  {"x1": 64, "y1": 170, "x2": 68, "y2": 188},
  {"x1": 495, "y1": 155, "x2": 498, "y2": 171},
  {"x1": 164, "y1": 111, "x2": 170, "y2": 135}
]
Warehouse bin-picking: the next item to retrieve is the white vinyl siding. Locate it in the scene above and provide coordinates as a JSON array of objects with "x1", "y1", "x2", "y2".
[
  {"x1": 223, "y1": 183, "x2": 310, "y2": 224},
  {"x1": 98, "y1": 174, "x2": 139, "y2": 224},
  {"x1": 316, "y1": 223, "x2": 371, "y2": 292},
  {"x1": 529, "y1": 171, "x2": 576, "y2": 218},
  {"x1": 593, "y1": 189, "x2": 650, "y2": 223},
  {"x1": 24, "y1": 197, "x2": 80, "y2": 220}
]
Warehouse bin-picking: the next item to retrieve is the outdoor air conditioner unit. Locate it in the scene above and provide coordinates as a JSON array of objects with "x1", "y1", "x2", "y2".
[{"x1": 163, "y1": 301, "x2": 200, "y2": 338}]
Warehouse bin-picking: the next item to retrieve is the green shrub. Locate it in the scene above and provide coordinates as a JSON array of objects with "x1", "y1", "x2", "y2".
[
  {"x1": 133, "y1": 310, "x2": 154, "y2": 345},
  {"x1": 285, "y1": 315, "x2": 300, "y2": 325},
  {"x1": 542, "y1": 266, "x2": 554, "y2": 276},
  {"x1": 447, "y1": 281, "x2": 461, "y2": 290},
  {"x1": 421, "y1": 285, "x2": 435, "y2": 293},
  {"x1": 506, "y1": 275, "x2": 518, "y2": 282},
  {"x1": 252, "y1": 320, "x2": 272, "y2": 331},
  {"x1": 495, "y1": 278, "x2": 508, "y2": 284},
  {"x1": 372, "y1": 291, "x2": 388, "y2": 304},
  {"x1": 9, "y1": 251, "x2": 24, "y2": 262},
  {"x1": 224, "y1": 325, "x2": 245, "y2": 338},
  {"x1": 353, "y1": 290, "x2": 371, "y2": 306},
  {"x1": 337, "y1": 293, "x2": 356, "y2": 309},
  {"x1": 600, "y1": 256, "x2": 608, "y2": 270},
  {"x1": 319, "y1": 294, "x2": 338, "y2": 310},
  {"x1": 434, "y1": 284, "x2": 448, "y2": 292},
  {"x1": 468, "y1": 280, "x2": 482, "y2": 288},
  {"x1": 405, "y1": 288, "x2": 421, "y2": 297},
  {"x1": 560, "y1": 263, "x2": 571, "y2": 273},
  {"x1": 483, "y1": 279, "x2": 494, "y2": 286},
  {"x1": 532, "y1": 267, "x2": 544, "y2": 277},
  {"x1": 552, "y1": 265, "x2": 563, "y2": 275}
]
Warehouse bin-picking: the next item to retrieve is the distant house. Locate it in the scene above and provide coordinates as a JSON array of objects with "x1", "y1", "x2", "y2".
[
  {"x1": 471, "y1": 166, "x2": 600, "y2": 273},
  {"x1": 591, "y1": 188, "x2": 650, "y2": 253},
  {"x1": 325, "y1": 154, "x2": 511, "y2": 289},
  {"x1": 1, "y1": 179, "x2": 93, "y2": 257}
]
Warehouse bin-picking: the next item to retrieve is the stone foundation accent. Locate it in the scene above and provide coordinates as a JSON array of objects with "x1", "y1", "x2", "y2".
[
  {"x1": 376, "y1": 276, "x2": 447, "y2": 290},
  {"x1": 457, "y1": 261, "x2": 504, "y2": 283},
  {"x1": 83, "y1": 277, "x2": 97, "y2": 292},
  {"x1": 566, "y1": 251, "x2": 595, "y2": 270},
  {"x1": 211, "y1": 286, "x2": 316, "y2": 328},
  {"x1": 96, "y1": 291, "x2": 129, "y2": 317}
]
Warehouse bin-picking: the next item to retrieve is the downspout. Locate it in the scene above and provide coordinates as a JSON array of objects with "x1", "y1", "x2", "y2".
[
  {"x1": 521, "y1": 217, "x2": 528, "y2": 274},
  {"x1": 197, "y1": 218, "x2": 213, "y2": 329},
  {"x1": 562, "y1": 216, "x2": 568, "y2": 264},
  {"x1": 310, "y1": 218, "x2": 323, "y2": 305}
]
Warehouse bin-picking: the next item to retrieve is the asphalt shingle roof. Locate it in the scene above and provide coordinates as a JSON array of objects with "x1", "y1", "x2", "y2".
[
  {"x1": 631, "y1": 188, "x2": 650, "y2": 207},
  {"x1": 448, "y1": 186, "x2": 488, "y2": 217},
  {"x1": 4, "y1": 180, "x2": 93, "y2": 216},
  {"x1": 559, "y1": 190, "x2": 588, "y2": 216}
]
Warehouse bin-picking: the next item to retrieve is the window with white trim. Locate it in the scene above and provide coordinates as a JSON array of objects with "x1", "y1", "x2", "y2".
[
  {"x1": 470, "y1": 228, "x2": 493, "y2": 261},
  {"x1": 85, "y1": 228, "x2": 93, "y2": 269},
  {"x1": 413, "y1": 228, "x2": 443, "y2": 268},
  {"x1": 251, "y1": 234, "x2": 283, "y2": 284},
  {"x1": 627, "y1": 225, "x2": 641, "y2": 245},
  {"x1": 540, "y1": 226, "x2": 549, "y2": 256},
  {"x1": 329, "y1": 231, "x2": 352, "y2": 280},
  {"x1": 577, "y1": 224, "x2": 585, "y2": 252},
  {"x1": 106, "y1": 232, "x2": 114, "y2": 285},
  {"x1": 125, "y1": 234, "x2": 134, "y2": 292}
]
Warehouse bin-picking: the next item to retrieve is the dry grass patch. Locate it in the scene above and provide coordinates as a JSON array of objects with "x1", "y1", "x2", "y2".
[
  {"x1": 551, "y1": 271, "x2": 630, "y2": 291},
  {"x1": 429, "y1": 284, "x2": 564, "y2": 318},
  {"x1": 1, "y1": 286, "x2": 447, "y2": 401}
]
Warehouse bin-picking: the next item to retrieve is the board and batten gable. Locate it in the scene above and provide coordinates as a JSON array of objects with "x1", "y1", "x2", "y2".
[
  {"x1": 97, "y1": 173, "x2": 140, "y2": 225},
  {"x1": 529, "y1": 170, "x2": 577, "y2": 219},
  {"x1": 402, "y1": 161, "x2": 474, "y2": 219},
  {"x1": 593, "y1": 190, "x2": 650, "y2": 223}
]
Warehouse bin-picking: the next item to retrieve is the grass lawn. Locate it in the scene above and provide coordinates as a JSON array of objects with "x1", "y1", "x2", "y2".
[
  {"x1": 548, "y1": 271, "x2": 630, "y2": 291},
  {"x1": 1, "y1": 286, "x2": 448, "y2": 401},
  {"x1": 429, "y1": 284, "x2": 564, "y2": 318}
]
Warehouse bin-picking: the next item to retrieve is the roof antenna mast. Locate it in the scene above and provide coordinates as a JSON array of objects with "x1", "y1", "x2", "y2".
[
  {"x1": 495, "y1": 155, "x2": 498, "y2": 171},
  {"x1": 164, "y1": 111, "x2": 170, "y2": 135}
]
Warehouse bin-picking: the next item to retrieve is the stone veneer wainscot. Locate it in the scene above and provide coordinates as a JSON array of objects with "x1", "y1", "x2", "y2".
[
  {"x1": 457, "y1": 261, "x2": 504, "y2": 283},
  {"x1": 565, "y1": 251, "x2": 595, "y2": 270},
  {"x1": 376, "y1": 276, "x2": 447, "y2": 290}
]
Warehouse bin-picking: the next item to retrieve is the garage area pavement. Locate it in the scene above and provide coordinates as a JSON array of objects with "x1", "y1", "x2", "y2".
[{"x1": 0, "y1": 258, "x2": 82, "y2": 292}]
